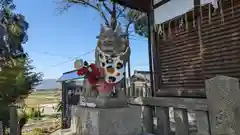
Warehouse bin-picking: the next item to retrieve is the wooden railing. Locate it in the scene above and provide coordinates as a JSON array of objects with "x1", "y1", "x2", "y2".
[
  {"x1": 126, "y1": 84, "x2": 152, "y2": 97},
  {"x1": 127, "y1": 75, "x2": 240, "y2": 135},
  {"x1": 129, "y1": 97, "x2": 209, "y2": 135}
]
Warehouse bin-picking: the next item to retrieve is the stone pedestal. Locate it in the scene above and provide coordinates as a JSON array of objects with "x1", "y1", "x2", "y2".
[
  {"x1": 72, "y1": 106, "x2": 142, "y2": 135},
  {"x1": 86, "y1": 97, "x2": 128, "y2": 108}
]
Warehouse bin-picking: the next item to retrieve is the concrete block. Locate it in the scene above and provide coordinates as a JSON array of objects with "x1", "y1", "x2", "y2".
[
  {"x1": 72, "y1": 106, "x2": 142, "y2": 135},
  {"x1": 205, "y1": 75, "x2": 240, "y2": 135},
  {"x1": 85, "y1": 97, "x2": 128, "y2": 108}
]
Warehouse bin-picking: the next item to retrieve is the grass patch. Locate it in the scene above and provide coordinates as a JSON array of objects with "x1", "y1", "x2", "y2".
[
  {"x1": 30, "y1": 91, "x2": 60, "y2": 96},
  {"x1": 21, "y1": 90, "x2": 61, "y2": 134},
  {"x1": 22, "y1": 114, "x2": 61, "y2": 134},
  {"x1": 24, "y1": 90, "x2": 60, "y2": 107}
]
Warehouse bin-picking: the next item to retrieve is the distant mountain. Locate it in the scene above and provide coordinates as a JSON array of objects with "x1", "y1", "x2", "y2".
[{"x1": 35, "y1": 79, "x2": 61, "y2": 90}]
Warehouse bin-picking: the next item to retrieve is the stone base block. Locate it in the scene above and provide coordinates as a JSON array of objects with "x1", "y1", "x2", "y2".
[
  {"x1": 85, "y1": 97, "x2": 128, "y2": 108},
  {"x1": 72, "y1": 106, "x2": 142, "y2": 135}
]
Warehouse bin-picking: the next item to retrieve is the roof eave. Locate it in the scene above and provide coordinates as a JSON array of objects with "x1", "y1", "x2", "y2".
[{"x1": 116, "y1": 0, "x2": 151, "y2": 12}]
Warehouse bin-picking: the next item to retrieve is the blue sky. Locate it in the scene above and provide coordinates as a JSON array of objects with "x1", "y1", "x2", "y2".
[{"x1": 14, "y1": 0, "x2": 149, "y2": 79}]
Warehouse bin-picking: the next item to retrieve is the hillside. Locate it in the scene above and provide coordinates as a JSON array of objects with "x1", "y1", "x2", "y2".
[{"x1": 35, "y1": 79, "x2": 61, "y2": 90}]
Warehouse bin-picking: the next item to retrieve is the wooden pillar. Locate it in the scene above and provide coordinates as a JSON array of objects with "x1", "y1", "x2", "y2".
[
  {"x1": 71, "y1": 106, "x2": 77, "y2": 133},
  {"x1": 174, "y1": 109, "x2": 189, "y2": 135},
  {"x1": 131, "y1": 83, "x2": 135, "y2": 97},
  {"x1": 61, "y1": 81, "x2": 68, "y2": 129},
  {"x1": 147, "y1": 6, "x2": 155, "y2": 97},
  {"x1": 9, "y1": 105, "x2": 19, "y2": 135},
  {"x1": 0, "y1": 121, "x2": 3, "y2": 135},
  {"x1": 205, "y1": 75, "x2": 240, "y2": 135},
  {"x1": 141, "y1": 80, "x2": 153, "y2": 133},
  {"x1": 142, "y1": 106, "x2": 154, "y2": 133},
  {"x1": 155, "y1": 107, "x2": 170, "y2": 135},
  {"x1": 141, "y1": 1, "x2": 155, "y2": 133},
  {"x1": 194, "y1": 111, "x2": 210, "y2": 135}
]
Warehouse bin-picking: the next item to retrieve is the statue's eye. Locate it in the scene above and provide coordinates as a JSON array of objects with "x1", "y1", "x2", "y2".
[
  {"x1": 116, "y1": 62, "x2": 123, "y2": 69},
  {"x1": 99, "y1": 53, "x2": 103, "y2": 58}
]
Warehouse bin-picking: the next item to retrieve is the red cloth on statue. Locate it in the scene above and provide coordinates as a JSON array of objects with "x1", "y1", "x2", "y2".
[
  {"x1": 76, "y1": 62, "x2": 115, "y2": 93},
  {"x1": 87, "y1": 64, "x2": 101, "y2": 84},
  {"x1": 77, "y1": 63, "x2": 101, "y2": 85},
  {"x1": 88, "y1": 63, "x2": 101, "y2": 78},
  {"x1": 96, "y1": 80, "x2": 114, "y2": 93},
  {"x1": 77, "y1": 67, "x2": 88, "y2": 76}
]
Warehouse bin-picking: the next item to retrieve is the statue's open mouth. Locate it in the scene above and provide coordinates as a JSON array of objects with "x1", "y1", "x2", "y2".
[{"x1": 108, "y1": 76, "x2": 116, "y2": 83}]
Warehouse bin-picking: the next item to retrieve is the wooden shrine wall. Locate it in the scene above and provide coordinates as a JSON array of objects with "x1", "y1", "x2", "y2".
[{"x1": 154, "y1": 0, "x2": 240, "y2": 97}]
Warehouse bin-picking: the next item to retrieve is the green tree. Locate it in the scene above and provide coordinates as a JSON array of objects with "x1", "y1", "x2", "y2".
[
  {"x1": 134, "y1": 15, "x2": 148, "y2": 37},
  {"x1": 0, "y1": 0, "x2": 29, "y2": 68},
  {"x1": 0, "y1": 0, "x2": 42, "y2": 129},
  {"x1": 0, "y1": 56, "x2": 42, "y2": 127}
]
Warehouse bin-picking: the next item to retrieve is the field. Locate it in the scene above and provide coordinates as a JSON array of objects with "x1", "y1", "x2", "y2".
[
  {"x1": 22, "y1": 90, "x2": 61, "y2": 135},
  {"x1": 25, "y1": 90, "x2": 61, "y2": 107}
]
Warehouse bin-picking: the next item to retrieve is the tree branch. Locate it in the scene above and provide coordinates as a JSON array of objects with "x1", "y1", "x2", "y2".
[
  {"x1": 125, "y1": 20, "x2": 133, "y2": 34},
  {"x1": 56, "y1": 2, "x2": 73, "y2": 14},
  {"x1": 111, "y1": 2, "x2": 117, "y2": 29},
  {"x1": 102, "y1": 2, "x2": 112, "y2": 14},
  {"x1": 116, "y1": 7, "x2": 126, "y2": 19},
  {"x1": 70, "y1": 0, "x2": 110, "y2": 26}
]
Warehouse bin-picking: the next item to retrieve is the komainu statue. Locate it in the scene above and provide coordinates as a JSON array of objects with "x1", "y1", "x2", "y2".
[
  {"x1": 95, "y1": 24, "x2": 130, "y2": 96},
  {"x1": 74, "y1": 24, "x2": 130, "y2": 107}
]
